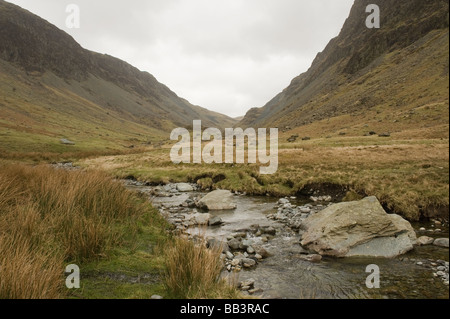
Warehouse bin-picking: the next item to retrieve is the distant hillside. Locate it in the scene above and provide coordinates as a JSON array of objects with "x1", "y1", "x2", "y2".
[
  {"x1": 239, "y1": 0, "x2": 449, "y2": 138},
  {"x1": 0, "y1": 0, "x2": 235, "y2": 154}
]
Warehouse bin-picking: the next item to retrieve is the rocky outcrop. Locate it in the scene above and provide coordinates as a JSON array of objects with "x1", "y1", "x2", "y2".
[
  {"x1": 300, "y1": 196, "x2": 417, "y2": 258},
  {"x1": 238, "y1": 0, "x2": 449, "y2": 130},
  {"x1": 197, "y1": 190, "x2": 237, "y2": 211}
]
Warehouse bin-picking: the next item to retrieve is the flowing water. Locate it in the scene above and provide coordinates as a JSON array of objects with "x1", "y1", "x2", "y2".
[{"x1": 129, "y1": 184, "x2": 449, "y2": 299}]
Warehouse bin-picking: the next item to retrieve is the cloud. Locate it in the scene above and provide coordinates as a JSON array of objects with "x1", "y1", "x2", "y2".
[{"x1": 7, "y1": 0, "x2": 354, "y2": 117}]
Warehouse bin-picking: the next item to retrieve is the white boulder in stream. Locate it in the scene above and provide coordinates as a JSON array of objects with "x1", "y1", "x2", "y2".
[
  {"x1": 300, "y1": 196, "x2": 417, "y2": 258},
  {"x1": 197, "y1": 190, "x2": 237, "y2": 211},
  {"x1": 176, "y1": 183, "x2": 194, "y2": 192}
]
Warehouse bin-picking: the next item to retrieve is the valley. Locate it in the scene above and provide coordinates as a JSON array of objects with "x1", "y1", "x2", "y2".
[{"x1": 0, "y1": 0, "x2": 448, "y2": 301}]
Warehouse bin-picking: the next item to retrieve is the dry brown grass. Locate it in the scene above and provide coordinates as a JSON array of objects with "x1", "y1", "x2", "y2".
[
  {"x1": 0, "y1": 229, "x2": 63, "y2": 299},
  {"x1": 276, "y1": 141, "x2": 449, "y2": 219},
  {"x1": 0, "y1": 164, "x2": 147, "y2": 298},
  {"x1": 0, "y1": 147, "x2": 152, "y2": 163},
  {"x1": 79, "y1": 136, "x2": 449, "y2": 221},
  {"x1": 164, "y1": 237, "x2": 239, "y2": 299}
]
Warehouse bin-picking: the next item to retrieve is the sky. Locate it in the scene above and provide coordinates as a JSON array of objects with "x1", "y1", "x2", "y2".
[{"x1": 7, "y1": 0, "x2": 354, "y2": 118}]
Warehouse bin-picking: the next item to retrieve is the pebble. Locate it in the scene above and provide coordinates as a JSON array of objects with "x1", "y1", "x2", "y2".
[
  {"x1": 240, "y1": 279, "x2": 255, "y2": 288},
  {"x1": 417, "y1": 236, "x2": 435, "y2": 246},
  {"x1": 231, "y1": 259, "x2": 241, "y2": 267},
  {"x1": 262, "y1": 227, "x2": 277, "y2": 236},
  {"x1": 234, "y1": 232, "x2": 247, "y2": 239},
  {"x1": 278, "y1": 198, "x2": 290, "y2": 205},
  {"x1": 241, "y1": 239, "x2": 254, "y2": 249},
  {"x1": 301, "y1": 254, "x2": 323, "y2": 263},
  {"x1": 248, "y1": 288, "x2": 264, "y2": 295},
  {"x1": 433, "y1": 238, "x2": 450, "y2": 248},
  {"x1": 228, "y1": 238, "x2": 241, "y2": 250},
  {"x1": 300, "y1": 207, "x2": 311, "y2": 214},
  {"x1": 270, "y1": 197, "x2": 330, "y2": 234},
  {"x1": 242, "y1": 258, "x2": 257, "y2": 268}
]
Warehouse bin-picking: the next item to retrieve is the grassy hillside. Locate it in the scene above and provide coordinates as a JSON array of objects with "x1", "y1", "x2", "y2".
[
  {"x1": 0, "y1": 0, "x2": 236, "y2": 157},
  {"x1": 239, "y1": 0, "x2": 449, "y2": 138}
]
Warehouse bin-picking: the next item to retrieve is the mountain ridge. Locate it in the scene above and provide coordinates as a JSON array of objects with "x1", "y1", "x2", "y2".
[
  {"x1": 0, "y1": 0, "x2": 235, "y2": 154},
  {"x1": 239, "y1": 0, "x2": 449, "y2": 136}
]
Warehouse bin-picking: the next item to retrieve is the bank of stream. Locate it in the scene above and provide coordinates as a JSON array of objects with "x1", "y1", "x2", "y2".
[{"x1": 125, "y1": 181, "x2": 449, "y2": 299}]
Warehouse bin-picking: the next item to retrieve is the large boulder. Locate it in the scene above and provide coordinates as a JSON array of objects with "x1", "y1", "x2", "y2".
[
  {"x1": 300, "y1": 196, "x2": 417, "y2": 258},
  {"x1": 197, "y1": 190, "x2": 237, "y2": 211}
]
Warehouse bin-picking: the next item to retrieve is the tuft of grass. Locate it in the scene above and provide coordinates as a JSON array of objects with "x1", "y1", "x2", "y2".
[
  {"x1": 164, "y1": 237, "x2": 239, "y2": 299},
  {"x1": 0, "y1": 207, "x2": 64, "y2": 299}
]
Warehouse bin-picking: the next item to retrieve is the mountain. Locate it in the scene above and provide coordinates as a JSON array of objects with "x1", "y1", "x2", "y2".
[
  {"x1": 239, "y1": 0, "x2": 449, "y2": 137},
  {"x1": 0, "y1": 0, "x2": 235, "y2": 154}
]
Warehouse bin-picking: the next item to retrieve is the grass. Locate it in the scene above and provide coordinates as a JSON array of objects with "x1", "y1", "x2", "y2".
[
  {"x1": 0, "y1": 164, "x2": 144, "y2": 298},
  {"x1": 0, "y1": 164, "x2": 239, "y2": 299},
  {"x1": 78, "y1": 133, "x2": 449, "y2": 221},
  {"x1": 0, "y1": 226, "x2": 63, "y2": 299},
  {"x1": 164, "y1": 237, "x2": 240, "y2": 299},
  {"x1": 0, "y1": 63, "x2": 169, "y2": 157}
]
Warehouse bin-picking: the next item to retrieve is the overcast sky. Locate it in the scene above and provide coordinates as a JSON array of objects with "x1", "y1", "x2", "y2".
[{"x1": 7, "y1": 0, "x2": 354, "y2": 118}]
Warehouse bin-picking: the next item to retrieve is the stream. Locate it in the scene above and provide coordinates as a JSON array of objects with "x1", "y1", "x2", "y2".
[{"x1": 125, "y1": 181, "x2": 449, "y2": 299}]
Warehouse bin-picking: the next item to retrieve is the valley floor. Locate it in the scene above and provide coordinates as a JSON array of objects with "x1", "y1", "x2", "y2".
[
  {"x1": 78, "y1": 133, "x2": 449, "y2": 222},
  {"x1": 0, "y1": 129, "x2": 448, "y2": 299}
]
